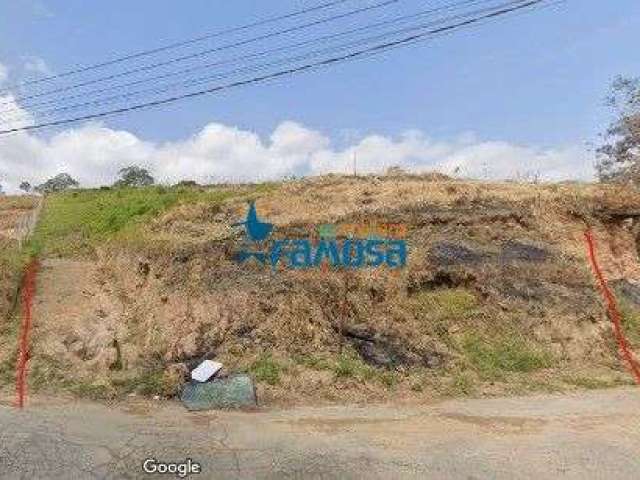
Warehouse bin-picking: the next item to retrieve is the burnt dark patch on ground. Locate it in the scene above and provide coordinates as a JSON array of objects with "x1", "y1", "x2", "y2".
[
  {"x1": 500, "y1": 241, "x2": 550, "y2": 263},
  {"x1": 430, "y1": 242, "x2": 488, "y2": 266}
]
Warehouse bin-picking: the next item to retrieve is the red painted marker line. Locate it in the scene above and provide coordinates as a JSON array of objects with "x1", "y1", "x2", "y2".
[
  {"x1": 15, "y1": 259, "x2": 38, "y2": 409},
  {"x1": 584, "y1": 229, "x2": 640, "y2": 385}
]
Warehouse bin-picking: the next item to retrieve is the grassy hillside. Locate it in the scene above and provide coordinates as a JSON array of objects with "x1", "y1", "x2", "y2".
[
  {"x1": 9, "y1": 175, "x2": 640, "y2": 404},
  {"x1": 27, "y1": 184, "x2": 273, "y2": 257}
]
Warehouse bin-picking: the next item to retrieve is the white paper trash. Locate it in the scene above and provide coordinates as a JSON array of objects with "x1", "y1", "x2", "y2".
[{"x1": 191, "y1": 360, "x2": 223, "y2": 383}]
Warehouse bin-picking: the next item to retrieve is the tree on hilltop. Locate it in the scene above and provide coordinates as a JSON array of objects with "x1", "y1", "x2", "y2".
[
  {"x1": 597, "y1": 76, "x2": 640, "y2": 185},
  {"x1": 114, "y1": 166, "x2": 155, "y2": 187},
  {"x1": 35, "y1": 173, "x2": 79, "y2": 194}
]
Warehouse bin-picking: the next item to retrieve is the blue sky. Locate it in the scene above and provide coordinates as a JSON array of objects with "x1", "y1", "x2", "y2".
[{"x1": 0, "y1": 1, "x2": 638, "y2": 191}]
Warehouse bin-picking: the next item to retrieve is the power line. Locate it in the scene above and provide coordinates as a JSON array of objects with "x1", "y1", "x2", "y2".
[
  {"x1": 0, "y1": 0, "x2": 491, "y2": 116},
  {"x1": 2, "y1": 0, "x2": 506, "y2": 123},
  {"x1": 40, "y1": 1, "x2": 524, "y2": 118},
  {"x1": 0, "y1": 0, "x2": 399, "y2": 107},
  {"x1": 0, "y1": 0, "x2": 359, "y2": 93},
  {"x1": 0, "y1": 0, "x2": 551, "y2": 136}
]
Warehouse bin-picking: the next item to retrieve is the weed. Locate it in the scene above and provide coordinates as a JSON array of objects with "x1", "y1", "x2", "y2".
[
  {"x1": 332, "y1": 352, "x2": 396, "y2": 388},
  {"x1": 333, "y1": 354, "x2": 361, "y2": 378},
  {"x1": 250, "y1": 354, "x2": 284, "y2": 385},
  {"x1": 104, "y1": 367, "x2": 182, "y2": 398},
  {"x1": 620, "y1": 302, "x2": 640, "y2": 346},
  {"x1": 462, "y1": 333, "x2": 552, "y2": 379},
  {"x1": 378, "y1": 371, "x2": 396, "y2": 389},
  {"x1": 0, "y1": 356, "x2": 15, "y2": 387},
  {"x1": 295, "y1": 354, "x2": 332, "y2": 371},
  {"x1": 412, "y1": 288, "x2": 478, "y2": 319},
  {"x1": 450, "y1": 372, "x2": 475, "y2": 396}
]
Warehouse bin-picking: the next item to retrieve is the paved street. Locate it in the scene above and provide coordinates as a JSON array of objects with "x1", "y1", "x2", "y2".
[{"x1": 1, "y1": 387, "x2": 639, "y2": 479}]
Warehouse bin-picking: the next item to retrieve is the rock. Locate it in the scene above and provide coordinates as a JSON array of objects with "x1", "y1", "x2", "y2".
[{"x1": 355, "y1": 340, "x2": 396, "y2": 368}]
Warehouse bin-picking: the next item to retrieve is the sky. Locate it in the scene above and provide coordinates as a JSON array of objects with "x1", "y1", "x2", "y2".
[{"x1": 0, "y1": 0, "x2": 638, "y2": 193}]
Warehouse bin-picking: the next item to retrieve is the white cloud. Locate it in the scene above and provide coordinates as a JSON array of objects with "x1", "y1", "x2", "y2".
[
  {"x1": 0, "y1": 63, "x2": 594, "y2": 193},
  {"x1": 0, "y1": 117, "x2": 595, "y2": 194},
  {"x1": 22, "y1": 56, "x2": 53, "y2": 77}
]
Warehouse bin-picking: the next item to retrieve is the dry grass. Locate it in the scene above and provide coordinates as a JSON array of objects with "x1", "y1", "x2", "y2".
[
  {"x1": 0, "y1": 196, "x2": 41, "y2": 393},
  {"x1": 20, "y1": 176, "x2": 640, "y2": 403}
]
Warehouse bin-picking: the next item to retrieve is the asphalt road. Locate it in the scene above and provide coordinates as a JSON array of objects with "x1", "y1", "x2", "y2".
[{"x1": 1, "y1": 387, "x2": 639, "y2": 479}]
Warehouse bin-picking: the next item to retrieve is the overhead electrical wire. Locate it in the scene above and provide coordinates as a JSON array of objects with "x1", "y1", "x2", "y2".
[
  {"x1": 9, "y1": 0, "x2": 526, "y2": 122},
  {"x1": 1, "y1": 0, "x2": 508, "y2": 123},
  {"x1": 0, "y1": 0, "x2": 493, "y2": 116},
  {"x1": 0, "y1": 0, "x2": 360, "y2": 92},
  {"x1": 0, "y1": 0, "x2": 552, "y2": 136},
  {"x1": 0, "y1": 0, "x2": 399, "y2": 107}
]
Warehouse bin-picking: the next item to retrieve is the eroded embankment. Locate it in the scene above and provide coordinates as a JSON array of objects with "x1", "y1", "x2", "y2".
[
  {"x1": 0, "y1": 196, "x2": 40, "y2": 395},
  {"x1": 24, "y1": 178, "x2": 640, "y2": 404}
]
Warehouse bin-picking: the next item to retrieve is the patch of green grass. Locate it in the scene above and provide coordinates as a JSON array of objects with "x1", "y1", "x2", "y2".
[
  {"x1": 294, "y1": 354, "x2": 333, "y2": 371},
  {"x1": 333, "y1": 354, "x2": 363, "y2": 378},
  {"x1": 250, "y1": 354, "x2": 285, "y2": 386},
  {"x1": 462, "y1": 333, "x2": 552, "y2": 380},
  {"x1": 332, "y1": 352, "x2": 396, "y2": 388},
  {"x1": 26, "y1": 185, "x2": 267, "y2": 257},
  {"x1": 412, "y1": 288, "x2": 478, "y2": 319}
]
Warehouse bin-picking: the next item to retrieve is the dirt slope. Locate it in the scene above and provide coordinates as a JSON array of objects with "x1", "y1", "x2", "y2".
[
  {"x1": 0, "y1": 196, "x2": 39, "y2": 317},
  {"x1": 24, "y1": 176, "x2": 640, "y2": 403}
]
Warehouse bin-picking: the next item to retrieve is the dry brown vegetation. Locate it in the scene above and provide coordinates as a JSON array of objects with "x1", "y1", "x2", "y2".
[
  {"x1": 0, "y1": 196, "x2": 38, "y2": 317},
  {"x1": 0, "y1": 196, "x2": 39, "y2": 392},
  {"x1": 5, "y1": 176, "x2": 640, "y2": 404}
]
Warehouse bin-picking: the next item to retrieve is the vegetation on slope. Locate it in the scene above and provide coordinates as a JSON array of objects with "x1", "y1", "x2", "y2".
[
  {"x1": 27, "y1": 184, "x2": 273, "y2": 257},
  {"x1": 11, "y1": 175, "x2": 640, "y2": 404}
]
